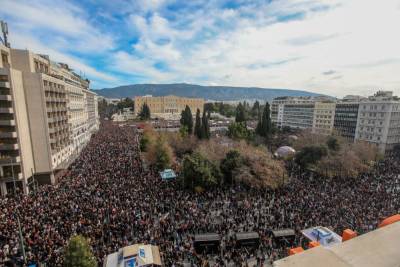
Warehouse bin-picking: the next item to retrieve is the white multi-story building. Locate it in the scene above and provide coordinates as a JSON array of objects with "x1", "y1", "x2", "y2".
[
  {"x1": 271, "y1": 97, "x2": 316, "y2": 128},
  {"x1": 271, "y1": 96, "x2": 332, "y2": 130},
  {"x1": 355, "y1": 91, "x2": 400, "y2": 153},
  {"x1": 272, "y1": 91, "x2": 400, "y2": 154},
  {"x1": 0, "y1": 45, "x2": 100, "y2": 196}
]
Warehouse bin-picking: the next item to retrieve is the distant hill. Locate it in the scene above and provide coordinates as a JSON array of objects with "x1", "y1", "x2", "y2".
[{"x1": 95, "y1": 83, "x2": 322, "y2": 102}]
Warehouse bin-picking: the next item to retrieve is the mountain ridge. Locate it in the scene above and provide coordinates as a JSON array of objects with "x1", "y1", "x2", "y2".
[{"x1": 95, "y1": 83, "x2": 323, "y2": 101}]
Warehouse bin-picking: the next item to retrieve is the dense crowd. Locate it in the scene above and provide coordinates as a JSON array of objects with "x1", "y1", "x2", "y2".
[{"x1": 0, "y1": 122, "x2": 399, "y2": 266}]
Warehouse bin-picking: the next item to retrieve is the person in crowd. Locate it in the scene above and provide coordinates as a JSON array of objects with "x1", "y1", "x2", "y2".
[{"x1": 0, "y1": 122, "x2": 399, "y2": 266}]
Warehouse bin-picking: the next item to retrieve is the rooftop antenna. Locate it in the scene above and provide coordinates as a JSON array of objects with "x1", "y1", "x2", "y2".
[{"x1": 0, "y1": 20, "x2": 10, "y2": 48}]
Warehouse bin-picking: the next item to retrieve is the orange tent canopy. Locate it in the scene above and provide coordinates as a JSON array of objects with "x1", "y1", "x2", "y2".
[
  {"x1": 289, "y1": 247, "x2": 304, "y2": 255},
  {"x1": 378, "y1": 214, "x2": 400, "y2": 228},
  {"x1": 308, "y1": 241, "x2": 320, "y2": 248},
  {"x1": 342, "y1": 229, "x2": 357, "y2": 241}
]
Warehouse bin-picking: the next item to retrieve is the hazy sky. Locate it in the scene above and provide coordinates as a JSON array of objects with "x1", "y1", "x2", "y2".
[{"x1": 1, "y1": 0, "x2": 399, "y2": 97}]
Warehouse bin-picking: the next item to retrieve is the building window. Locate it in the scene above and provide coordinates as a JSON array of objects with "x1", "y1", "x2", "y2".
[{"x1": 1, "y1": 52, "x2": 9, "y2": 66}]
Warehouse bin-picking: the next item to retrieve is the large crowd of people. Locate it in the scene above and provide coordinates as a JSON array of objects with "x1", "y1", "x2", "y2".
[{"x1": 0, "y1": 122, "x2": 399, "y2": 266}]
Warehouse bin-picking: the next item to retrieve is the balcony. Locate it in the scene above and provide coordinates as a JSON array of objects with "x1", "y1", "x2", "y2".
[
  {"x1": 0, "y1": 81, "x2": 10, "y2": 89},
  {"x1": 0, "y1": 143, "x2": 19, "y2": 150},
  {"x1": 0, "y1": 107, "x2": 13, "y2": 113},
  {"x1": 0, "y1": 132, "x2": 17, "y2": 138},
  {"x1": 0, "y1": 95, "x2": 12, "y2": 101},
  {"x1": 45, "y1": 96, "x2": 55, "y2": 102},
  {"x1": 0, "y1": 156, "x2": 21, "y2": 164},
  {"x1": 48, "y1": 116, "x2": 63, "y2": 123},
  {"x1": 56, "y1": 97, "x2": 67, "y2": 103},
  {"x1": 0, "y1": 120, "x2": 15, "y2": 126},
  {"x1": 44, "y1": 86, "x2": 60, "y2": 93},
  {"x1": 48, "y1": 127, "x2": 56, "y2": 134},
  {"x1": 46, "y1": 106, "x2": 61, "y2": 113}
]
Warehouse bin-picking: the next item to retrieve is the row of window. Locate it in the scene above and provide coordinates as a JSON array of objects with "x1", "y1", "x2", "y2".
[
  {"x1": 34, "y1": 60, "x2": 49, "y2": 74},
  {"x1": 359, "y1": 127, "x2": 383, "y2": 133},
  {"x1": 359, "y1": 134, "x2": 381, "y2": 141},
  {"x1": 315, "y1": 115, "x2": 332, "y2": 119},
  {"x1": 361, "y1": 104, "x2": 400, "y2": 111},
  {"x1": 315, "y1": 119, "x2": 332, "y2": 124},
  {"x1": 360, "y1": 120, "x2": 384, "y2": 125},
  {"x1": 315, "y1": 110, "x2": 333, "y2": 114},
  {"x1": 361, "y1": 112, "x2": 385, "y2": 118}
]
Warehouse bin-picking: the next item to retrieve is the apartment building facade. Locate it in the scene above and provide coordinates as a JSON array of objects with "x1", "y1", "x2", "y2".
[
  {"x1": 271, "y1": 96, "x2": 316, "y2": 128},
  {"x1": 0, "y1": 45, "x2": 35, "y2": 195},
  {"x1": 272, "y1": 91, "x2": 400, "y2": 154},
  {"x1": 333, "y1": 101, "x2": 360, "y2": 141},
  {"x1": 0, "y1": 45, "x2": 99, "y2": 196},
  {"x1": 134, "y1": 95, "x2": 204, "y2": 118},
  {"x1": 281, "y1": 103, "x2": 316, "y2": 129},
  {"x1": 312, "y1": 102, "x2": 336, "y2": 135},
  {"x1": 354, "y1": 91, "x2": 400, "y2": 153}
]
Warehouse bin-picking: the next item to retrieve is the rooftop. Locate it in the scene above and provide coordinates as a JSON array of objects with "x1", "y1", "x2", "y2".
[{"x1": 274, "y1": 221, "x2": 400, "y2": 267}]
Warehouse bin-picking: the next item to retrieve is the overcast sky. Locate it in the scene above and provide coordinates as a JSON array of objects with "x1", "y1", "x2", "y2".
[{"x1": 1, "y1": 0, "x2": 399, "y2": 97}]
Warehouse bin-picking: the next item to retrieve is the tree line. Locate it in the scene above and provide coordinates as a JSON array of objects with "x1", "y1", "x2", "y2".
[
  {"x1": 227, "y1": 101, "x2": 273, "y2": 142},
  {"x1": 180, "y1": 106, "x2": 210, "y2": 139},
  {"x1": 204, "y1": 100, "x2": 263, "y2": 120}
]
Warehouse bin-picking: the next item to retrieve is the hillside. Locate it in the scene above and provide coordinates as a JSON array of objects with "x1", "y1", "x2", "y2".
[{"x1": 95, "y1": 83, "x2": 322, "y2": 101}]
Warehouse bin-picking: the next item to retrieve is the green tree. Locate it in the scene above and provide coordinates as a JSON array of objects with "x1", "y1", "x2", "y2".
[
  {"x1": 139, "y1": 103, "x2": 151, "y2": 120},
  {"x1": 63, "y1": 235, "x2": 96, "y2": 267},
  {"x1": 117, "y1": 97, "x2": 134, "y2": 111},
  {"x1": 140, "y1": 135, "x2": 149, "y2": 152},
  {"x1": 251, "y1": 101, "x2": 260, "y2": 119},
  {"x1": 153, "y1": 138, "x2": 172, "y2": 171},
  {"x1": 326, "y1": 136, "x2": 340, "y2": 151},
  {"x1": 295, "y1": 145, "x2": 328, "y2": 169},
  {"x1": 235, "y1": 102, "x2": 247, "y2": 123},
  {"x1": 204, "y1": 102, "x2": 215, "y2": 113},
  {"x1": 182, "y1": 153, "x2": 221, "y2": 188},
  {"x1": 228, "y1": 122, "x2": 250, "y2": 140},
  {"x1": 180, "y1": 105, "x2": 193, "y2": 134},
  {"x1": 179, "y1": 125, "x2": 189, "y2": 138},
  {"x1": 194, "y1": 108, "x2": 203, "y2": 139},
  {"x1": 256, "y1": 102, "x2": 272, "y2": 138},
  {"x1": 98, "y1": 99, "x2": 118, "y2": 119},
  {"x1": 221, "y1": 150, "x2": 243, "y2": 184},
  {"x1": 202, "y1": 109, "x2": 210, "y2": 139}
]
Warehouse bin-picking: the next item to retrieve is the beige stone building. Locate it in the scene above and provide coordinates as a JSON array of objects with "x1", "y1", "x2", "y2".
[
  {"x1": 0, "y1": 44, "x2": 34, "y2": 195},
  {"x1": 0, "y1": 45, "x2": 99, "y2": 196},
  {"x1": 312, "y1": 102, "x2": 336, "y2": 135},
  {"x1": 134, "y1": 95, "x2": 204, "y2": 118}
]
